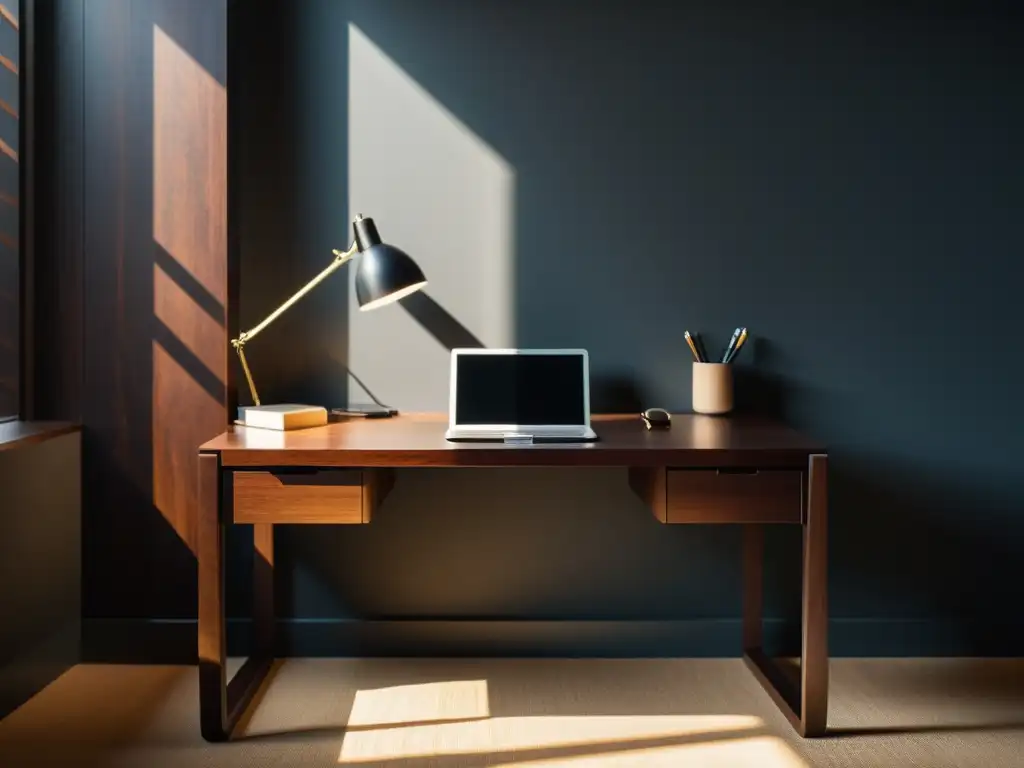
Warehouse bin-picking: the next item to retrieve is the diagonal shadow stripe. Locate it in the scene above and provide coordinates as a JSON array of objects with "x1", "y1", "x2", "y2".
[
  {"x1": 333, "y1": 725, "x2": 767, "y2": 766},
  {"x1": 153, "y1": 316, "x2": 226, "y2": 405},
  {"x1": 154, "y1": 242, "x2": 225, "y2": 327},
  {"x1": 399, "y1": 291, "x2": 484, "y2": 351}
]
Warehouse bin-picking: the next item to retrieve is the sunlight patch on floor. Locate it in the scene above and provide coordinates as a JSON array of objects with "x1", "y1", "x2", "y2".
[
  {"x1": 347, "y1": 679, "x2": 490, "y2": 727},
  {"x1": 339, "y1": 713, "x2": 777, "y2": 765},
  {"x1": 491, "y1": 735, "x2": 808, "y2": 767}
]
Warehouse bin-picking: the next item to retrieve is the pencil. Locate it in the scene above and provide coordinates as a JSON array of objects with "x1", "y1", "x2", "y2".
[
  {"x1": 727, "y1": 328, "x2": 749, "y2": 363},
  {"x1": 684, "y1": 331, "x2": 701, "y2": 362},
  {"x1": 721, "y1": 327, "x2": 742, "y2": 363}
]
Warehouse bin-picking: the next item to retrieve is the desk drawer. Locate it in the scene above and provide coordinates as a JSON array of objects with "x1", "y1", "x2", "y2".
[
  {"x1": 666, "y1": 469, "x2": 802, "y2": 524},
  {"x1": 232, "y1": 470, "x2": 392, "y2": 524}
]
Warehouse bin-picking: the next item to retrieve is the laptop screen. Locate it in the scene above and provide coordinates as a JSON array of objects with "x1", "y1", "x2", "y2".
[{"x1": 455, "y1": 353, "x2": 586, "y2": 425}]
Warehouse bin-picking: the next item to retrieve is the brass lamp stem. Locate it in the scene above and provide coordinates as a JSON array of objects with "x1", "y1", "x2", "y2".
[{"x1": 232, "y1": 241, "x2": 359, "y2": 408}]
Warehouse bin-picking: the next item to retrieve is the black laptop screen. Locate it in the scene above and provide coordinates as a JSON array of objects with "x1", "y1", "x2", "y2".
[{"x1": 455, "y1": 353, "x2": 586, "y2": 425}]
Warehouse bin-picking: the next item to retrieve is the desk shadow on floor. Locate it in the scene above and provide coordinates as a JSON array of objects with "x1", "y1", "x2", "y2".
[
  {"x1": 232, "y1": 659, "x2": 794, "y2": 768},
  {"x1": 825, "y1": 658, "x2": 1024, "y2": 739},
  {"x1": 0, "y1": 665, "x2": 193, "y2": 765},
  {"x1": 828, "y1": 721, "x2": 1024, "y2": 738},
  {"x1": 231, "y1": 658, "x2": 286, "y2": 738}
]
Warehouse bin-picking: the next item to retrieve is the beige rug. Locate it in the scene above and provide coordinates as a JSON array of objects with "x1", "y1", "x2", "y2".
[{"x1": 0, "y1": 658, "x2": 1021, "y2": 767}]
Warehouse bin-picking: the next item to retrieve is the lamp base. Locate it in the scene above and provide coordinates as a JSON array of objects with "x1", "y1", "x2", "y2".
[{"x1": 236, "y1": 404, "x2": 328, "y2": 431}]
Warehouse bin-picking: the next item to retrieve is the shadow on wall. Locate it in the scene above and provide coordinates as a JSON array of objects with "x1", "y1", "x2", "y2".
[
  {"x1": 345, "y1": 0, "x2": 1024, "y2": 646},
  {"x1": 399, "y1": 291, "x2": 484, "y2": 351},
  {"x1": 729, "y1": 338, "x2": 1024, "y2": 653},
  {"x1": 217, "y1": 0, "x2": 1024, "y2": 655}
]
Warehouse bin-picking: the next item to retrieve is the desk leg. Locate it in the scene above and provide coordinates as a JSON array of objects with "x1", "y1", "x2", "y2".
[
  {"x1": 198, "y1": 453, "x2": 228, "y2": 741},
  {"x1": 743, "y1": 453, "x2": 829, "y2": 738},
  {"x1": 743, "y1": 524, "x2": 763, "y2": 652},
  {"x1": 198, "y1": 456, "x2": 275, "y2": 742},
  {"x1": 800, "y1": 453, "x2": 829, "y2": 736},
  {"x1": 253, "y1": 524, "x2": 275, "y2": 658}
]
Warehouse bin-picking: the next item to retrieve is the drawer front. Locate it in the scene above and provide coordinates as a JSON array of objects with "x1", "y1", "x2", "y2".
[
  {"x1": 233, "y1": 470, "x2": 366, "y2": 524},
  {"x1": 667, "y1": 469, "x2": 802, "y2": 524}
]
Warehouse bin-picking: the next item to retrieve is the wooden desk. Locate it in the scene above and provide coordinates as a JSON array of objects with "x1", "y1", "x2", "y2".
[{"x1": 198, "y1": 413, "x2": 828, "y2": 740}]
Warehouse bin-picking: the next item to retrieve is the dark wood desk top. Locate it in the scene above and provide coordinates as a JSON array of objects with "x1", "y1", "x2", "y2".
[{"x1": 201, "y1": 413, "x2": 824, "y2": 468}]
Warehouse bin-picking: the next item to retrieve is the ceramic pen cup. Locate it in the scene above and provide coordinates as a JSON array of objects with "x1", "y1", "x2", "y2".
[{"x1": 692, "y1": 362, "x2": 733, "y2": 415}]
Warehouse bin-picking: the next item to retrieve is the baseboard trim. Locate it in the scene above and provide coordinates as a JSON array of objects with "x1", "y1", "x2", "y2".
[{"x1": 82, "y1": 618, "x2": 1024, "y2": 664}]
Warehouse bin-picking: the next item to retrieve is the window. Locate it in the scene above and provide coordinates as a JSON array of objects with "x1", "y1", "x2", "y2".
[{"x1": 0, "y1": 1, "x2": 18, "y2": 419}]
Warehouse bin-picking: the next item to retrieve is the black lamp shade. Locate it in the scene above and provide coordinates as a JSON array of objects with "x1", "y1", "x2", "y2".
[{"x1": 351, "y1": 216, "x2": 428, "y2": 311}]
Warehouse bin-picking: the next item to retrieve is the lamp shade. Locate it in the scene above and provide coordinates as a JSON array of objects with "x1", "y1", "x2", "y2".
[{"x1": 352, "y1": 215, "x2": 427, "y2": 311}]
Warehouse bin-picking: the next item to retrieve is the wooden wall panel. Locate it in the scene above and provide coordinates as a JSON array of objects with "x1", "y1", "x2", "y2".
[
  {"x1": 69, "y1": 0, "x2": 228, "y2": 620},
  {"x1": 153, "y1": 342, "x2": 224, "y2": 552},
  {"x1": 152, "y1": 24, "x2": 227, "y2": 310},
  {"x1": 151, "y1": 18, "x2": 227, "y2": 559},
  {"x1": 153, "y1": 261, "x2": 225, "y2": 383}
]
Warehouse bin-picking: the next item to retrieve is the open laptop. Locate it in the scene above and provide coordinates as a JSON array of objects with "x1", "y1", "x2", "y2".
[{"x1": 445, "y1": 349, "x2": 598, "y2": 442}]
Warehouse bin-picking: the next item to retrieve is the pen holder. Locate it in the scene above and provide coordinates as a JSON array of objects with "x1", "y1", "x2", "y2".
[{"x1": 692, "y1": 362, "x2": 733, "y2": 415}]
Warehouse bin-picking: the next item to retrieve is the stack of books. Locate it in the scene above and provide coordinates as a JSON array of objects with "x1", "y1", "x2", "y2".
[{"x1": 236, "y1": 405, "x2": 328, "y2": 431}]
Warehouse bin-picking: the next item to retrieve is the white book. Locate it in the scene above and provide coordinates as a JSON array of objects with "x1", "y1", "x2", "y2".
[{"x1": 237, "y1": 404, "x2": 328, "y2": 431}]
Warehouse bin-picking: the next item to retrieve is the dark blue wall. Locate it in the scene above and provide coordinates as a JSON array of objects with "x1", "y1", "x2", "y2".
[{"x1": 229, "y1": 0, "x2": 1024, "y2": 656}]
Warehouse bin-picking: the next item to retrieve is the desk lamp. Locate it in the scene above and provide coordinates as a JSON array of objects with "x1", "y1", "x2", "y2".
[{"x1": 232, "y1": 214, "x2": 427, "y2": 417}]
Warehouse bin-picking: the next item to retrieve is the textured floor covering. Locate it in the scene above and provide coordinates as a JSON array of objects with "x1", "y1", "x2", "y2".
[{"x1": 0, "y1": 658, "x2": 1021, "y2": 767}]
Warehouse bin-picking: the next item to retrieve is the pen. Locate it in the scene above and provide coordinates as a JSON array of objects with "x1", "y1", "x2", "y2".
[
  {"x1": 726, "y1": 328, "x2": 749, "y2": 363},
  {"x1": 684, "y1": 331, "x2": 701, "y2": 362},
  {"x1": 721, "y1": 327, "x2": 742, "y2": 363}
]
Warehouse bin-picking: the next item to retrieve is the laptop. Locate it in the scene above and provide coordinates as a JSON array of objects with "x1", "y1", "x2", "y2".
[{"x1": 445, "y1": 349, "x2": 598, "y2": 442}]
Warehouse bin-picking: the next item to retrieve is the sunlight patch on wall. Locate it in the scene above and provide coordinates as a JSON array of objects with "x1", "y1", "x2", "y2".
[
  {"x1": 153, "y1": 263, "x2": 224, "y2": 381},
  {"x1": 348, "y1": 23, "x2": 515, "y2": 411},
  {"x1": 152, "y1": 341, "x2": 223, "y2": 553},
  {"x1": 152, "y1": 24, "x2": 228, "y2": 553},
  {"x1": 152, "y1": 26, "x2": 227, "y2": 306}
]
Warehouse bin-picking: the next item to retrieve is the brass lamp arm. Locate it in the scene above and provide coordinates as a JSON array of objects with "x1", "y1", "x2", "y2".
[{"x1": 231, "y1": 241, "x2": 359, "y2": 407}]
